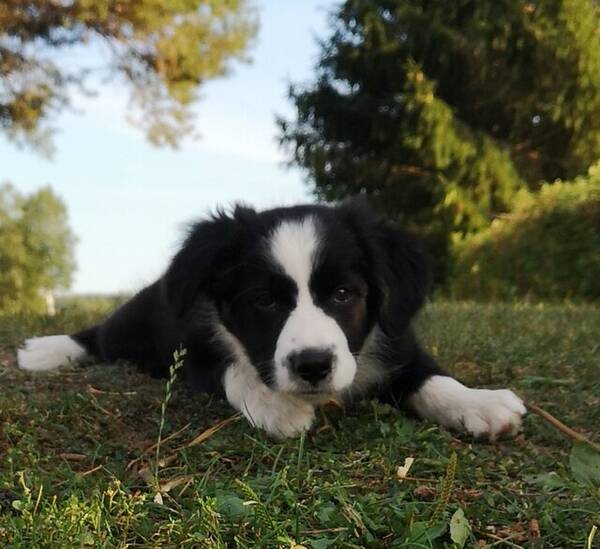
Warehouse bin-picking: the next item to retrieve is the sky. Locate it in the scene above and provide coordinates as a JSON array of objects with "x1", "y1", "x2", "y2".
[{"x1": 0, "y1": 0, "x2": 339, "y2": 294}]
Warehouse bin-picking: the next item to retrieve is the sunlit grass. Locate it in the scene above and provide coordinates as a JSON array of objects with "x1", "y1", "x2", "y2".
[{"x1": 1, "y1": 301, "x2": 598, "y2": 547}]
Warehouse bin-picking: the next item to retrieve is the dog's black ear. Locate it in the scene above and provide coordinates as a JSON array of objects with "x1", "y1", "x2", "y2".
[
  {"x1": 375, "y1": 221, "x2": 430, "y2": 334},
  {"x1": 339, "y1": 198, "x2": 431, "y2": 335},
  {"x1": 162, "y1": 205, "x2": 255, "y2": 317}
]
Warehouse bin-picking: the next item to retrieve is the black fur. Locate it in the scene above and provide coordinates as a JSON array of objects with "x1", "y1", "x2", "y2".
[{"x1": 72, "y1": 201, "x2": 446, "y2": 409}]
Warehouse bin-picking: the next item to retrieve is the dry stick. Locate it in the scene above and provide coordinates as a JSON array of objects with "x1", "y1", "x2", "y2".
[
  {"x1": 79, "y1": 464, "x2": 103, "y2": 477},
  {"x1": 126, "y1": 422, "x2": 191, "y2": 471},
  {"x1": 134, "y1": 415, "x2": 242, "y2": 479},
  {"x1": 525, "y1": 401, "x2": 600, "y2": 454},
  {"x1": 140, "y1": 422, "x2": 191, "y2": 456},
  {"x1": 58, "y1": 452, "x2": 87, "y2": 461},
  {"x1": 87, "y1": 385, "x2": 137, "y2": 397},
  {"x1": 474, "y1": 530, "x2": 525, "y2": 549},
  {"x1": 174, "y1": 413, "x2": 241, "y2": 451},
  {"x1": 299, "y1": 527, "x2": 349, "y2": 536},
  {"x1": 399, "y1": 475, "x2": 440, "y2": 483}
]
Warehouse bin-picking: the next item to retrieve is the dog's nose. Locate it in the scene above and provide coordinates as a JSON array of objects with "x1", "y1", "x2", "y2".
[{"x1": 288, "y1": 348, "x2": 333, "y2": 386}]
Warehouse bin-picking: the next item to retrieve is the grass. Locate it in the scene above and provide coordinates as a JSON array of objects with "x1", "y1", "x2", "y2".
[{"x1": 0, "y1": 300, "x2": 599, "y2": 547}]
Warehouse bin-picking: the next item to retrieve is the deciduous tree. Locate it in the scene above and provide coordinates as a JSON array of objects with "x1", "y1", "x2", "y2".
[
  {"x1": 0, "y1": 0, "x2": 256, "y2": 153},
  {"x1": 0, "y1": 183, "x2": 76, "y2": 314}
]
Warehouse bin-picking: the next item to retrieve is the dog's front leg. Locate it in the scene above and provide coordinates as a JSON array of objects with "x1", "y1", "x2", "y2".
[
  {"x1": 408, "y1": 375, "x2": 526, "y2": 441},
  {"x1": 379, "y1": 348, "x2": 526, "y2": 441},
  {"x1": 223, "y1": 361, "x2": 315, "y2": 438}
]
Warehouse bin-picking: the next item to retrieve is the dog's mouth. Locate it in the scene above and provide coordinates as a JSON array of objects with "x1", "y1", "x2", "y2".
[
  {"x1": 296, "y1": 388, "x2": 327, "y2": 396},
  {"x1": 284, "y1": 386, "x2": 337, "y2": 405},
  {"x1": 299, "y1": 392, "x2": 336, "y2": 405},
  {"x1": 288, "y1": 377, "x2": 335, "y2": 395}
]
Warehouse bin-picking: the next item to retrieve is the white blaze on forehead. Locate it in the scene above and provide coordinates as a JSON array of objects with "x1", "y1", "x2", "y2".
[
  {"x1": 269, "y1": 216, "x2": 319, "y2": 287},
  {"x1": 269, "y1": 217, "x2": 356, "y2": 393}
]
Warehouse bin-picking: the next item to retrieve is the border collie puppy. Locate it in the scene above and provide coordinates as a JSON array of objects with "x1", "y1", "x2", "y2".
[{"x1": 18, "y1": 202, "x2": 525, "y2": 439}]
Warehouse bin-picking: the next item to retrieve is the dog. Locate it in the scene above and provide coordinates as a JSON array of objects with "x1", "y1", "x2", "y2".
[{"x1": 17, "y1": 201, "x2": 525, "y2": 439}]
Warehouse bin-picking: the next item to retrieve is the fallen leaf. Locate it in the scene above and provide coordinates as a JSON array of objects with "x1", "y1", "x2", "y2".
[
  {"x1": 159, "y1": 475, "x2": 194, "y2": 494},
  {"x1": 529, "y1": 519, "x2": 541, "y2": 539},
  {"x1": 450, "y1": 508, "x2": 471, "y2": 548},
  {"x1": 570, "y1": 441, "x2": 600, "y2": 487},
  {"x1": 397, "y1": 457, "x2": 415, "y2": 479},
  {"x1": 413, "y1": 485, "x2": 436, "y2": 499}
]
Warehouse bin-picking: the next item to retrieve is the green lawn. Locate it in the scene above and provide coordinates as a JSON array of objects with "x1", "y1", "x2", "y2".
[{"x1": 1, "y1": 301, "x2": 599, "y2": 548}]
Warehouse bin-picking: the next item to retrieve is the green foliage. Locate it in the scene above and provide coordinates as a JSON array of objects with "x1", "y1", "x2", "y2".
[
  {"x1": 450, "y1": 166, "x2": 600, "y2": 301},
  {"x1": 1, "y1": 301, "x2": 599, "y2": 547},
  {"x1": 0, "y1": 0, "x2": 256, "y2": 153},
  {"x1": 569, "y1": 442, "x2": 600, "y2": 488},
  {"x1": 280, "y1": 0, "x2": 600, "y2": 279},
  {"x1": 0, "y1": 183, "x2": 76, "y2": 314},
  {"x1": 154, "y1": 347, "x2": 186, "y2": 492},
  {"x1": 428, "y1": 451, "x2": 457, "y2": 526}
]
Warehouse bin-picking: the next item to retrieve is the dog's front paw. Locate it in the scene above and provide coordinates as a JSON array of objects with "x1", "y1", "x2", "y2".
[
  {"x1": 247, "y1": 393, "x2": 315, "y2": 438},
  {"x1": 410, "y1": 376, "x2": 526, "y2": 441},
  {"x1": 458, "y1": 388, "x2": 526, "y2": 440},
  {"x1": 224, "y1": 363, "x2": 315, "y2": 438}
]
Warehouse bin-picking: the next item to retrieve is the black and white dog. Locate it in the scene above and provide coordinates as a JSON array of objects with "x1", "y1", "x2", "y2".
[{"x1": 18, "y1": 202, "x2": 525, "y2": 439}]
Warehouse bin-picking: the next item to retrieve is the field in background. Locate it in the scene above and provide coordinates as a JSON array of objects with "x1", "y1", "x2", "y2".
[{"x1": 1, "y1": 300, "x2": 599, "y2": 547}]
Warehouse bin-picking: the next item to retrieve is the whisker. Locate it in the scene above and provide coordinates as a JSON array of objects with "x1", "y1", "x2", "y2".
[{"x1": 242, "y1": 400, "x2": 257, "y2": 427}]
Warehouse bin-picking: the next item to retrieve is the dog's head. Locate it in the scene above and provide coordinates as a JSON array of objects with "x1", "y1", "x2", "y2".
[{"x1": 164, "y1": 201, "x2": 429, "y2": 397}]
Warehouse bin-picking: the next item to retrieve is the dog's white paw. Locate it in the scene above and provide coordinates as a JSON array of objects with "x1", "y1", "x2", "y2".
[
  {"x1": 223, "y1": 361, "x2": 315, "y2": 438},
  {"x1": 18, "y1": 335, "x2": 87, "y2": 372},
  {"x1": 410, "y1": 375, "x2": 526, "y2": 441},
  {"x1": 457, "y1": 388, "x2": 526, "y2": 440},
  {"x1": 244, "y1": 391, "x2": 316, "y2": 438}
]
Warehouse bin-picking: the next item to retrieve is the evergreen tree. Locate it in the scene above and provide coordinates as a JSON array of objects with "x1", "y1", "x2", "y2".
[{"x1": 280, "y1": 0, "x2": 600, "y2": 279}]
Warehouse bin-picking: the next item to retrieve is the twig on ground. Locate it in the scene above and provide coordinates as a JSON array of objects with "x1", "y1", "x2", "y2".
[
  {"x1": 174, "y1": 413, "x2": 241, "y2": 451},
  {"x1": 525, "y1": 401, "x2": 600, "y2": 453},
  {"x1": 79, "y1": 464, "x2": 103, "y2": 477},
  {"x1": 58, "y1": 452, "x2": 87, "y2": 461},
  {"x1": 33, "y1": 484, "x2": 43, "y2": 515},
  {"x1": 126, "y1": 422, "x2": 192, "y2": 470},
  {"x1": 87, "y1": 385, "x2": 137, "y2": 396},
  {"x1": 87, "y1": 395, "x2": 114, "y2": 417},
  {"x1": 299, "y1": 527, "x2": 348, "y2": 535},
  {"x1": 587, "y1": 524, "x2": 598, "y2": 549},
  {"x1": 474, "y1": 529, "x2": 525, "y2": 549},
  {"x1": 134, "y1": 414, "x2": 242, "y2": 480}
]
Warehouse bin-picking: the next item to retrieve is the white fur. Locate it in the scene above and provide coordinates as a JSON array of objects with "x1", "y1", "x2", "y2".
[
  {"x1": 269, "y1": 218, "x2": 356, "y2": 392},
  {"x1": 223, "y1": 360, "x2": 315, "y2": 438},
  {"x1": 217, "y1": 321, "x2": 315, "y2": 438},
  {"x1": 409, "y1": 375, "x2": 526, "y2": 440},
  {"x1": 18, "y1": 335, "x2": 87, "y2": 372}
]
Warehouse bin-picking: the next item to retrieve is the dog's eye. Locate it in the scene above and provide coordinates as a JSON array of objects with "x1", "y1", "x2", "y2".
[
  {"x1": 254, "y1": 292, "x2": 278, "y2": 311},
  {"x1": 333, "y1": 287, "x2": 353, "y2": 304}
]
